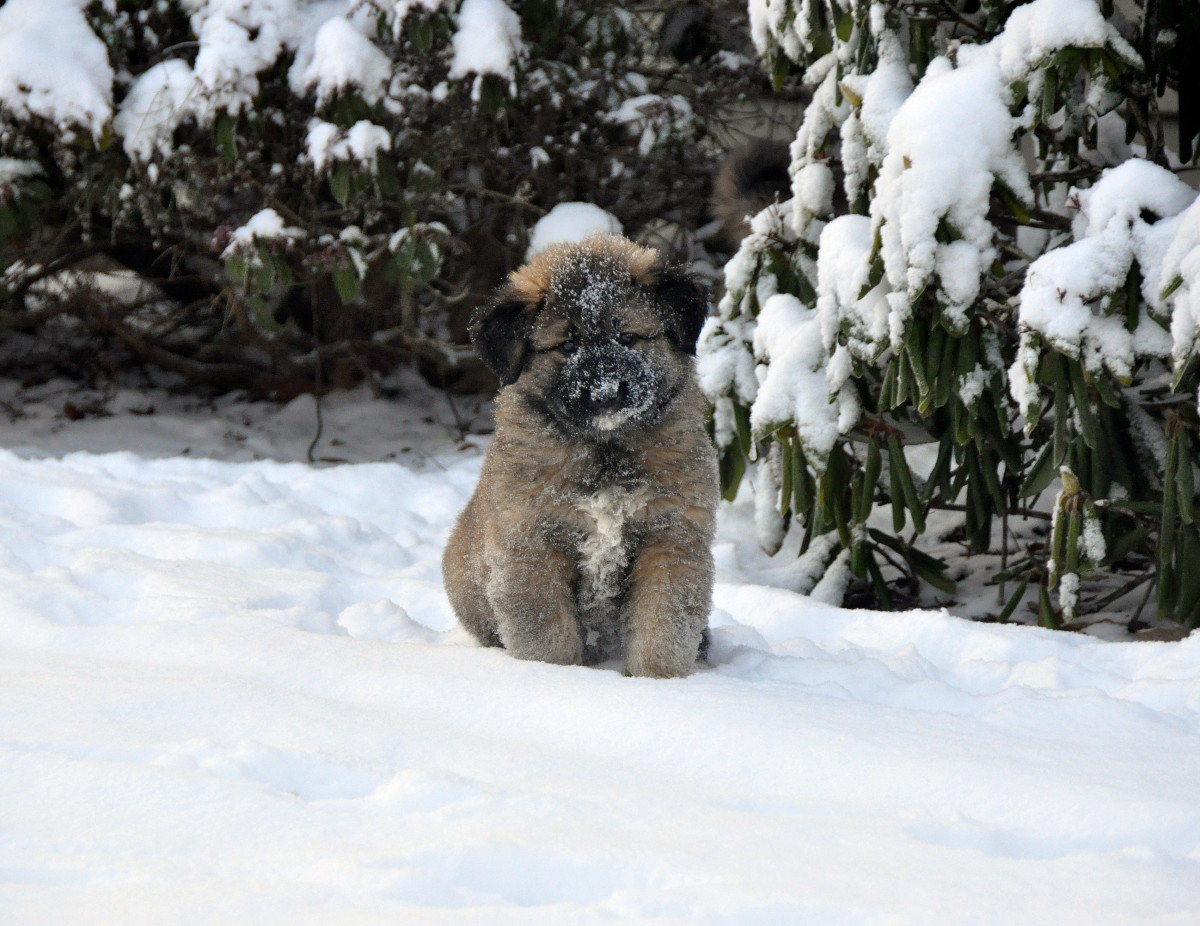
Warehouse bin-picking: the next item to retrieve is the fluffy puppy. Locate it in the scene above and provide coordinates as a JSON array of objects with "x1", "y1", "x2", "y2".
[{"x1": 442, "y1": 234, "x2": 718, "y2": 678}]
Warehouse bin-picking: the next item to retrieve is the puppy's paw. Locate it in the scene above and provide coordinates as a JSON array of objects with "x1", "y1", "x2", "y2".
[
  {"x1": 624, "y1": 643, "x2": 695, "y2": 679},
  {"x1": 504, "y1": 617, "x2": 584, "y2": 667}
]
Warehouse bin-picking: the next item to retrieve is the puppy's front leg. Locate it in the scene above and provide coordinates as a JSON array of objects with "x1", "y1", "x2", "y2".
[
  {"x1": 623, "y1": 531, "x2": 713, "y2": 679},
  {"x1": 486, "y1": 541, "x2": 583, "y2": 666}
]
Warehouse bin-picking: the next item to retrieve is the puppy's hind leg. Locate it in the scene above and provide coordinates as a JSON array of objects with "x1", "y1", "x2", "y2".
[
  {"x1": 487, "y1": 544, "x2": 584, "y2": 666},
  {"x1": 443, "y1": 506, "x2": 502, "y2": 647}
]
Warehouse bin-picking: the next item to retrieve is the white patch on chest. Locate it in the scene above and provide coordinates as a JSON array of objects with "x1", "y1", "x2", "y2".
[{"x1": 575, "y1": 483, "x2": 651, "y2": 607}]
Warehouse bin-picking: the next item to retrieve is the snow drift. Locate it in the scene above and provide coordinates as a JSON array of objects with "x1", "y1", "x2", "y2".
[{"x1": 0, "y1": 439, "x2": 1197, "y2": 923}]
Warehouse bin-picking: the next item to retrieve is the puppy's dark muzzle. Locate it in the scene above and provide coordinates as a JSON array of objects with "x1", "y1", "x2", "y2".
[{"x1": 584, "y1": 380, "x2": 629, "y2": 413}]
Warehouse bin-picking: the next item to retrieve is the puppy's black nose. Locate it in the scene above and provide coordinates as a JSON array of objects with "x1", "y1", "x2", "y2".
[{"x1": 586, "y1": 381, "x2": 628, "y2": 412}]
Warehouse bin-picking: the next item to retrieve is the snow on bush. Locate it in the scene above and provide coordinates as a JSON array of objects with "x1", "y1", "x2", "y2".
[
  {"x1": 0, "y1": 1, "x2": 757, "y2": 393},
  {"x1": 294, "y1": 15, "x2": 394, "y2": 107},
  {"x1": 0, "y1": 0, "x2": 113, "y2": 135},
  {"x1": 700, "y1": 0, "x2": 1200, "y2": 628},
  {"x1": 448, "y1": 0, "x2": 524, "y2": 92}
]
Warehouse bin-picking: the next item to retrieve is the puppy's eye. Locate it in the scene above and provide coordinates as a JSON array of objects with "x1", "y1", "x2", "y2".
[
  {"x1": 615, "y1": 332, "x2": 637, "y2": 346},
  {"x1": 559, "y1": 339, "x2": 577, "y2": 355}
]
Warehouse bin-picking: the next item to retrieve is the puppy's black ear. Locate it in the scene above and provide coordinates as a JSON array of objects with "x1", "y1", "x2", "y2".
[
  {"x1": 470, "y1": 287, "x2": 535, "y2": 386},
  {"x1": 655, "y1": 268, "x2": 710, "y2": 355}
]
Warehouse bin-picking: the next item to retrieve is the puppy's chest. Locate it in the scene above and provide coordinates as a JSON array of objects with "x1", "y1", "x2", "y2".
[{"x1": 572, "y1": 482, "x2": 653, "y2": 597}]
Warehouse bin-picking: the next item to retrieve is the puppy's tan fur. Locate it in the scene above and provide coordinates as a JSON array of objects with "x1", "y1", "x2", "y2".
[{"x1": 442, "y1": 235, "x2": 717, "y2": 678}]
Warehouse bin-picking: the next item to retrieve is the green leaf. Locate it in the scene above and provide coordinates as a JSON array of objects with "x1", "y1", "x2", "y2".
[
  {"x1": 0, "y1": 206, "x2": 17, "y2": 239},
  {"x1": 330, "y1": 162, "x2": 352, "y2": 206},
  {"x1": 913, "y1": 554, "x2": 956, "y2": 595},
  {"x1": 888, "y1": 434, "x2": 926, "y2": 533},
  {"x1": 1102, "y1": 525, "x2": 1149, "y2": 567},
  {"x1": 1052, "y1": 372, "x2": 1070, "y2": 466},
  {"x1": 864, "y1": 547, "x2": 896, "y2": 609},
  {"x1": 225, "y1": 254, "x2": 248, "y2": 287},
  {"x1": 252, "y1": 257, "x2": 277, "y2": 295},
  {"x1": 1019, "y1": 441, "x2": 1057, "y2": 499},
  {"x1": 792, "y1": 443, "x2": 813, "y2": 515},
  {"x1": 1037, "y1": 583, "x2": 1060, "y2": 629},
  {"x1": 720, "y1": 444, "x2": 747, "y2": 503},
  {"x1": 733, "y1": 401, "x2": 752, "y2": 455},
  {"x1": 888, "y1": 436, "x2": 906, "y2": 533},
  {"x1": 836, "y1": 10, "x2": 854, "y2": 41},
  {"x1": 996, "y1": 579, "x2": 1030, "y2": 622},
  {"x1": 412, "y1": 240, "x2": 441, "y2": 285},
  {"x1": 216, "y1": 111, "x2": 238, "y2": 162},
  {"x1": 332, "y1": 263, "x2": 360, "y2": 304},
  {"x1": 994, "y1": 180, "x2": 1031, "y2": 224},
  {"x1": 1176, "y1": 430, "x2": 1195, "y2": 526},
  {"x1": 1068, "y1": 360, "x2": 1100, "y2": 450},
  {"x1": 856, "y1": 438, "x2": 881, "y2": 523},
  {"x1": 477, "y1": 75, "x2": 508, "y2": 116},
  {"x1": 374, "y1": 155, "x2": 400, "y2": 197}
]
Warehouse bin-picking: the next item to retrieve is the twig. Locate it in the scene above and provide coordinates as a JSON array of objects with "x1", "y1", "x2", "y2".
[
  {"x1": 306, "y1": 307, "x2": 324, "y2": 464},
  {"x1": 1090, "y1": 573, "x2": 1153, "y2": 612},
  {"x1": 929, "y1": 500, "x2": 1052, "y2": 522}
]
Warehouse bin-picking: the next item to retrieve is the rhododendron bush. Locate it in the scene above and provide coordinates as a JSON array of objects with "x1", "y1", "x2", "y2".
[{"x1": 697, "y1": 0, "x2": 1200, "y2": 629}]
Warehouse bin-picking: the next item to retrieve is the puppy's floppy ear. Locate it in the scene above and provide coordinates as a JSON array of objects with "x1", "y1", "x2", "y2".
[
  {"x1": 470, "y1": 285, "x2": 537, "y2": 386},
  {"x1": 655, "y1": 268, "x2": 710, "y2": 355}
]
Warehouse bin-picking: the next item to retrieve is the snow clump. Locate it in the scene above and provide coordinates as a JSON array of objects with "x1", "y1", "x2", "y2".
[
  {"x1": 220, "y1": 208, "x2": 304, "y2": 259},
  {"x1": 305, "y1": 119, "x2": 392, "y2": 174},
  {"x1": 1011, "y1": 160, "x2": 1196, "y2": 416},
  {"x1": 448, "y1": 0, "x2": 525, "y2": 99},
  {"x1": 113, "y1": 61, "x2": 198, "y2": 163},
  {"x1": 0, "y1": 0, "x2": 113, "y2": 135},
  {"x1": 526, "y1": 203, "x2": 622, "y2": 258},
  {"x1": 291, "y1": 15, "x2": 393, "y2": 107}
]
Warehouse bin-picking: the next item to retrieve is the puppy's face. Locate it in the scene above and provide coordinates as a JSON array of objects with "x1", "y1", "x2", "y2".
[{"x1": 471, "y1": 236, "x2": 709, "y2": 441}]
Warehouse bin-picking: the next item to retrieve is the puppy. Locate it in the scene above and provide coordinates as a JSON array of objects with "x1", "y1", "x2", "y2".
[{"x1": 442, "y1": 234, "x2": 718, "y2": 678}]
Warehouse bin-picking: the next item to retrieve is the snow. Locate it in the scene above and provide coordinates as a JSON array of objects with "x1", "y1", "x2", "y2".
[
  {"x1": 221, "y1": 208, "x2": 304, "y2": 257},
  {"x1": 0, "y1": 158, "x2": 42, "y2": 185},
  {"x1": 305, "y1": 119, "x2": 392, "y2": 173},
  {"x1": 113, "y1": 61, "x2": 199, "y2": 163},
  {"x1": 0, "y1": 0, "x2": 531, "y2": 161},
  {"x1": 993, "y1": 0, "x2": 1139, "y2": 83},
  {"x1": 526, "y1": 203, "x2": 622, "y2": 257},
  {"x1": 292, "y1": 15, "x2": 392, "y2": 106},
  {"x1": 448, "y1": 0, "x2": 524, "y2": 87},
  {"x1": 752, "y1": 293, "x2": 855, "y2": 468},
  {"x1": 1, "y1": 382, "x2": 1199, "y2": 922},
  {"x1": 0, "y1": 0, "x2": 113, "y2": 136},
  {"x1": 1012, "y1": 160, "x2": 1195, "y2": 407},
  {"x1": 607, "y1": 94, "x2": 696, "y2": 157},
  {"x1": 187, "y1": 0, "x2": 293, "y2": 121},
  {"x1": 873, "y1": 53, "x2": 1029, "y2": 330}
]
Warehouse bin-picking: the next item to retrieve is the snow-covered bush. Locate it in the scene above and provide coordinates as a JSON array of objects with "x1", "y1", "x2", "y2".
[
  {"x1": 698, "y1": 0, "x2": 1200, "y2": 627},
  {"x1": 0, "y1": 0, "x2": 757, "y2": 393}
]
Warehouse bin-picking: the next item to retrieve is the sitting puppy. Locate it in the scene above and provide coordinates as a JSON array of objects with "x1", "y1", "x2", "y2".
[{"x1": 442, "y1": 234, "x2": 718, "y2": 678}]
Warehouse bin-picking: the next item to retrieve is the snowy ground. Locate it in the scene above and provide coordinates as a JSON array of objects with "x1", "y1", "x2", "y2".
[{"x1": 1, "y1": 374, "x2": 1199, "y2": 924}]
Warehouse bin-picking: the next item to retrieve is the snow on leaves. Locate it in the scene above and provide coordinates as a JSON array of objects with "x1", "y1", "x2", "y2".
[
  {"x1": 701, "y1": 0, "x2": 1156, "y2": 467},
  {"x1": 292, "y1": 15, "x2": 393, "y2": 107},
  {"x1": 698, "y1": 0, "x2": 1196, "y2": 601},
  {"x1": 1012, "y1": 161, "x2": 1194, "y2": 418},
  {"x1": 0, "y1": 0, "x2": 113, "y2": 136},
  {"x1": 0, "y1": 0, "x2": 527, "y2": 160},
  {"x1": 448, "y1": 0, "x2": 524, "y2": 89}
]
